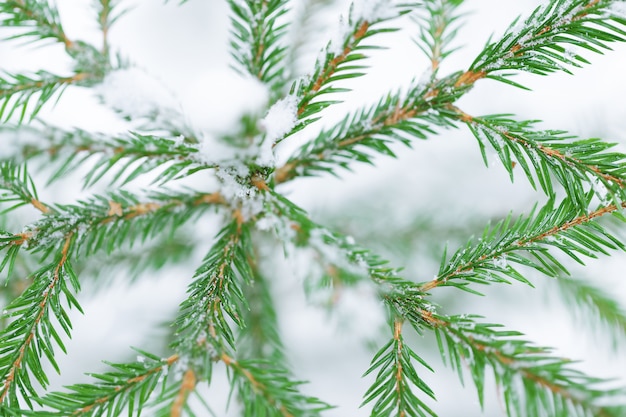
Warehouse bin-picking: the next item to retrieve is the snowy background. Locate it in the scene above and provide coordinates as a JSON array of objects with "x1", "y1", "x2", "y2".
[{"x1": 1, "y1": 0, "x2": 626, "y2": 416}]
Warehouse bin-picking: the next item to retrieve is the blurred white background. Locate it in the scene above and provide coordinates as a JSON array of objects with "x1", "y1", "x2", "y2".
[{"x1": 1, "y1": 0, "x2": 626, "y2": 415}]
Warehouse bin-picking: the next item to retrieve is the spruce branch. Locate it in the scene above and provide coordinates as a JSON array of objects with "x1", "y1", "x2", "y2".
[
  {"x1": 0, "y1": 235, "x2": 78, "y2": 409},
  {"x1": 0, "y1": 125, "x2": 205, "y2": 186},
  {"x1": 362, "y1": 319, "x2": 436, "y2": 417},
  {"x1": 275, "y1": 73, "x2": 463, "y2": 183},
  {"x1": 171, "y1": 219, "x2": 253, "y2": 351},
  {"x1": 462, "y1": 0, "x2": 626, "y2": 87},
  {"x1": 34, "y1": 351, "x2": 179, "y2": 416},
  {"x1": 413, "y1": 0, "x2": 464, "y2": 71},
  {"x1": 0, "y1": 72, "x2": 92, "y2": 123},
  {"x1": 222, "y1": 354, "x2": 332, "y2": 417},
  {"x1": 0, "y1": 162, "x2": 49, "y2": 214},
  {"x1": 0, "y1": 0, "x2": 73, "y2": 48},
  {"x1": 420, "y1": 196, "x2": 626, "y2": 293},
  {"x1": 27, "y1": 189, "x2": 225, "y2": 259},
  {"x1": 432, "y1": 314, "x2": 625, "y2": 417},
  {"x1": 96, "y1": 0, "x2": 125, "y2": 58},
  {"x1": 228, "y1": 0, "x2": 291, "y2": 93},
  {"x1": 554, "y1": 275, "x2": 626, "y2": 350},
  {"x1": 238, "y1": 263, "x2": 285, "y2": 362},
  {"x1": 452, "y1": 111, "x2": 626, "y2": 208},
  {"x1": 286, "y1": 3, "x2": 415, "y2": 134}
]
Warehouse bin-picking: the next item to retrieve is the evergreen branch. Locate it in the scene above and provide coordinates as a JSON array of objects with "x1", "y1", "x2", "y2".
[
  {"x1": 275, "y1": 74, "x2": 462, "y2": 183},
  {"x1": 432, "y1": 314, "x2": 625, "y2": 417},
  {"x1": 76, "y1": 233, "x2": 195, "y2": 286},
  {"x1": 0, "y1": 231, "x2": 24, "y2": 280},
  {"x1": 454, "y1": 111, "x2": 626, "y2": 208},
  {"x1": 221, "y1": 353, "x2": 332, "y2": 417},
  {"x1": 227, "y1": 0, "x2": 291, "y2": 92},
  {"x1": 19, "y1": 190, "x2": 225, "y2": 260},
  {"x1": 555, "y1": 275, "x2": 626, "y2": 349},
  {"x1": 420, "y1": 197, "x2": 626, "y2": 293},
  {"x1": 0, "y1": 235, "x2": 78, "y2": 408},
  {"x1": 0, "y1": 72, "x2": 91, "y2": 123},
  {"x1": 171, "y1": 219, "x2": 253, "y2": 351},
  {"x1": 0, "y1": 0, "x2": 73, "y2": 48},
  {"x1": 288, "y1": 3, "x2": 414, "y2": 132},
  {"x1": 462, "y1": 0, "x2": 626, "y2": 87},
  {"x1": 362, "y1": 319, "x2": 437, "y2": 417},
  {"x1": 96, "y1": 0, "x2": 125, "y2": 57},
  {"x1": 238, "y1": 262, "x2": 286, "y2": 362},
  {"x1": 413, "y1": 0, "x2": 464, "y2": 71},
  {"x1": 34, "y1": 351, "x2": 179, "y2": 416},
  {"x1": 0, "y1": 162, "x2": 49, "y2": 213},
  {"x1": 0, "y1": 125, "x2": 206, "y2": 186}
]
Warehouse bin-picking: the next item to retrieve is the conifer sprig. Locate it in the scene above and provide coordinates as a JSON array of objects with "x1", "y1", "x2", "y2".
[
  {"x1": 555, "y1": 276, "x2": 626, "y2": 349},
  {"x1": 413, "y1": 0, "x2": 464, "y2": 71},
  {"x1": 455, "y1": 112, "x2": 626, "y2": 207},
  {"x1": 288, "y1": 3, "x2": 414, "y2": 131},
  {"x1": 0, "y1": 72, "x2": 91, "y2": 123},
  {"x1": 462, "y1": 0, "x2": 626, "y2": 87},
  {"x1": 0, "y1": 236, "x2": 78, "y2": 409},
  {"x1": 222, "y1": 354, "x2": 332, "y2": 417},
  {"x1": 0, "y1": 0, "x2": 73, "y2": 48},
  {"x1": 35, "y1": 351, "x2": 178, "y2": 417},
  {"x1": 172, "y1": 220, "x2": 252, "y2": 351},
  {"x1": 0, "y1": 126, "x2": 205, "y2": 186},
  {"x1": 420, "y1": 197, "x2": 626, "y2": 293},
  {"x1": 433, "y1": 314, "x2": 625, "y2": 417},
  {"x1": 227, "y1": 0, "x2": 291, "y2": 93},
  {"x1": 362, "y1": 319, "x2": 436, "y2": 417},
  {"x1": 275, "y1": 74, "x2": 463, "y2": 183}
]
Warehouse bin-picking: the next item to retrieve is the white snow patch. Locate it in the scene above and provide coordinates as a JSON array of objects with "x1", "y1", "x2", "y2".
[
  {"x1": 328, "y1": 16, "x2": 351, "y2": 56},
  {"x1": 493, "y1": 256, "x2": 508, "y2": 269},
  {"x1": 215, "y1": 167, "x2": 265, "y2": 220},
  {"x1": 180, "y1": 68, "x2": 269, "y2": 136},
  {"x1": 591, "y1": 177, "x2": 609, "y2": 203},
  {"x1": 608, "y1": 2, "x2": 626, "y2": 18},
  {"x1": 351, "y1": 0, "x2": 396, "y2": 22},
  {"x1": 96, "y1": 67, "x2": 179, "y2": 121},
  {"x1": 257, "y1": 95, "x2": 298, "y2": 167}
]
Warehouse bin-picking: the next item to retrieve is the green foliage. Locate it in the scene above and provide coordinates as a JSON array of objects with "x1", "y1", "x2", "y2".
[{"x1": 1, "y1": 0, "x2": 626, "y2": 416}]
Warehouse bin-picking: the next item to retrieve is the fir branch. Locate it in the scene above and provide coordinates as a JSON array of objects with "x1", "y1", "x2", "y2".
[
  {"x1": 34, "y1": 351, "x2": 179, "y2": 416},
  {"x1": 0, "y1": 0, "x2": 74, "y2": 48},
  {"x1": 0, "y1": 125, "x2": 205, "y2": 186},
  {"x1": 75, "y1": 233, "x2": 195, "y2": 286},
  {"x1": 432, "y1": 314, "x2": 625, "y2": 417},
  {"x1": 275, "y1": 74, "x2": 462, "y2": 183},
  {"x1": 555, "y1": 275, "x2": 626, "y2": 349},
  {"x1": 0, "y1": 72, "x2": 91, "y2": 123},
  {"x1": 420, "y1": 197, "x2": 626, "y2": 293},
  {"x1": 362, "y1": 319, "x2": 436, "y2": 417},
  {"x1": 96, "y1": 0, "x2": 125, "y2": 58},
  {"x1": 0, "y1": 235, "x2": 78, "y2": 408},
  {"x1": 462, "y1": 0, "x2": 626, "y2": 87},
  {"x1": 288, "y1": 3, "x2": 414, "y2": 132},
  {"x1": 238, "y1": 263, "x2": 285, "y2": 362},
  {"x1": 221, "y1": 353, "x2": 332, "y2": 417},
  {"x1": 228, "y1": 0, "x2": 291, "y2": 92},
  {"x1": 413, "y1": 0, "x2": 464, "y2": 71},
  {"x1": 19, "y1": 189, "x2": 226, "y2": 260},
  {"x1": 171, "y1": 219, "x2": 253, "y2": 351},
  {"x1": 0, "y1": 162, "x2": 49, "y2": 214},
  {"x1": 454, "y1": 111, "x2": 626, "y2": 208}
]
